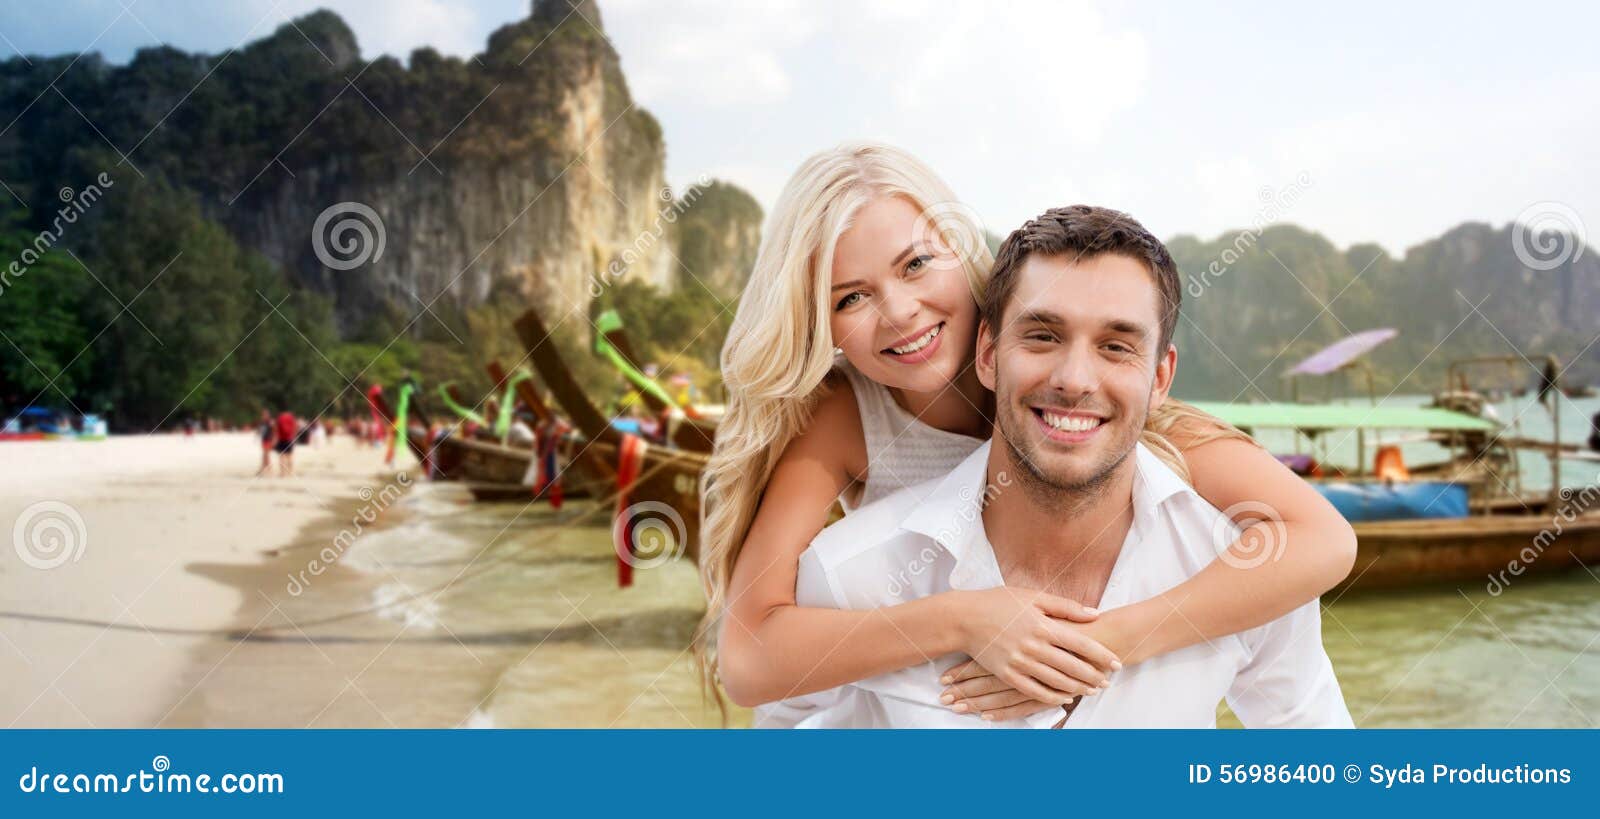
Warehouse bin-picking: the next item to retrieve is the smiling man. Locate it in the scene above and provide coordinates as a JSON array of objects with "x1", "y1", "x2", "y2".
[{"x1": 782, "y1": 205, "x2": 1353, "y2": 728}]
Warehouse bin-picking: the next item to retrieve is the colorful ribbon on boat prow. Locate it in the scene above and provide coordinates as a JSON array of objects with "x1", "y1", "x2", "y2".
[
  {"x1": 612, "y1": 432, "x2": 648, "y2": 588},
  {"x1": 387, "y1": 381, "x2": 415, "y2": 467},
  {"x1": 593, "y1": 310, "x2": 699, "y2": 419},
  {"x1": 494, "y1": 370, "x2": 535, "y2": 438},
  {"x1": 533, "y1": 420, "x2": 565, "y2": 510},
  {"x1": 366, "y1": 384, "x2": 385, "y2": 445},
  {"x1": 438, "y1": 382, "x2": 488, "y2": 426}
]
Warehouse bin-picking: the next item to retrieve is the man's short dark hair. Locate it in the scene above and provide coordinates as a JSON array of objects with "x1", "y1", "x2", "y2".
[{"x1": 981, "y1": 205, "x2": 1181, "y2": 352}]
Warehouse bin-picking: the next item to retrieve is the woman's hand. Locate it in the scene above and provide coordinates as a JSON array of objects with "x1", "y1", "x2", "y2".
[{"x1": 949, "y1": 587, "x2": 1122, "y2": 707}]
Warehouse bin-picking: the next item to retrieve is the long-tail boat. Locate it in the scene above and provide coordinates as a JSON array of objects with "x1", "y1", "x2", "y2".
[
  {"x1": 515, "y1": 308, "x2": 708, "y2": 571},
  {"x1": 1191, "y1": 343, "x2": 1600, "y2": 594},
  {"x1": 430, "y1": 371, "x2": 604, "y2": 503}
]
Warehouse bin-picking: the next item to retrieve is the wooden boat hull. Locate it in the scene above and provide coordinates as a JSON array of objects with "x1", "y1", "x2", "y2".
[
  {"x1": 591, "y1": 438, "x2": 705, "y2": 563},
  {"x1": 436, "y1": 432, "x2": 615, "y2": 502},
  {"x1": 1340, "y1": 511, "x2": 1600, "y2": 594},
  {"x1": 440, "y1": 435, "x2": 535, "y2": 484}
]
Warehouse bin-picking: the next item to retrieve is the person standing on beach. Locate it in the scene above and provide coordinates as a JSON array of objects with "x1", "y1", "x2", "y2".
[
  {"x1": 257, "y1": 409, "x2": 275, "y2": 475},
  {"x1": 275, "y1": 410, "x2": 299, "y2": 477}
]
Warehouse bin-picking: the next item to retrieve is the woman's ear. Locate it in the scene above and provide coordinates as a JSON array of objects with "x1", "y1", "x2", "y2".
[{"x1": 976, "y1": 319, "x2": 998, "y2": 391}]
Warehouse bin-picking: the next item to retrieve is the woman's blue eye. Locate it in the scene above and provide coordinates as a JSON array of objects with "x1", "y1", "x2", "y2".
[
  {"x1": 835, "y1": 292, "x2": 864, "y2": 310},
  {"x1": 906, "y1": 254, "x2": 932, "y2": 274}
]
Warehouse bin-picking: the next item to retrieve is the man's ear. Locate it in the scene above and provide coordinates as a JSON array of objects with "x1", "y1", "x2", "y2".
[
  {"x1": 1148, "y1": 342, "x2": 1177, "y2": 412},
  {"x1": 975, "y1": 319, "x2": 998, "y2": 391}
]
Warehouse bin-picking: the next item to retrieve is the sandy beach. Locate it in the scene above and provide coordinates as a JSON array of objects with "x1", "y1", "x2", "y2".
[
  {"x1": 1, "y1": 433, "x2": 396, "y2": 727},
  {"x1": 2, "y1": 433, "x2": 733, "y2": 729}
]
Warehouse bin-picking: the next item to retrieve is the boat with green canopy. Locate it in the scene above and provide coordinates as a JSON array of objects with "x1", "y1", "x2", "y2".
[{"x1": 1192, "y1": 333, "x2": 1600, "y2": 594}]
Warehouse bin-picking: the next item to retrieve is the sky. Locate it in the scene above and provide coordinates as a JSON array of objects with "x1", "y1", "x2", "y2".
[{"x1": 6, "y1": 0, "x2": 1598, "y2": 255}]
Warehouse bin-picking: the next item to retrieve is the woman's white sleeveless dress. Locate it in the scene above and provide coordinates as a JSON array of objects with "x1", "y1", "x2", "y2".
[{"x1": 833, "y1": 359, "x2": 986, "y2": 510}]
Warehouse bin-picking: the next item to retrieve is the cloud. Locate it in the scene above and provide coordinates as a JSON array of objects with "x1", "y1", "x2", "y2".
[
  {"x1": 603, "y1": 0, "x2": 816, "y2": 106},
  {"x1": 601, "y1": 0, "x2": 1152, "y2": 237}
]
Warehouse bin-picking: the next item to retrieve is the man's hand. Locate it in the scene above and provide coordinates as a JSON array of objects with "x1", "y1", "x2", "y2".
[
  {"x1": 949, "y1": 587, "x2": 1122, "y2": 709},
  {"x1": 938, "y1": 661, "x2": 1066, "y2": 722}
]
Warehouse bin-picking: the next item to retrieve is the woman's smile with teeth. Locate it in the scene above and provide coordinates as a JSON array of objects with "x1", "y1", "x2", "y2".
[{"x1": 886, "y1": 323, "x2": 942, "y2": 355}]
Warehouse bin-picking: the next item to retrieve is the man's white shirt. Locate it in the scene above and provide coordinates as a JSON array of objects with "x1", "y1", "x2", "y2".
[{"x1": 754, "y1": 440, "x2": 1354, "y2": 729}]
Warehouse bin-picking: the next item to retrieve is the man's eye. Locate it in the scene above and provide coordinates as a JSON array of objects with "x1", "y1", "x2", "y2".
[
  {"x1": 835, "y1": 292, "x2": 864, "y2": 310},
  {"x1": 1105, "y1": 343, "x2": 1135, "y2": 354},
  {"x1": 1025, "y1": 332, "x2": 1055, "y2": 343}
]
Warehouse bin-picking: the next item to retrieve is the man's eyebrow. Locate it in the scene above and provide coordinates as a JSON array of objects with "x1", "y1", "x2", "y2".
[
  {"x1": 830, "y1": 279, "x2": 866, "y2": 292},
  {"x1": 1012, "y1": 309, "x2": 1064, "y2": 327},
  {"x1": 1106, "y1": 319, "x2": 1152, "y2": 337},
  {"x1": 1010, "y1": 311, "x2": 1153, "y2": 338}
]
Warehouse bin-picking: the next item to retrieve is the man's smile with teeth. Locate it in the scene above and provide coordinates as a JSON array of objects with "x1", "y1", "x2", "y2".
[
  {"x1": 885, "y1": 323, "x2": 943, "y2": 355},
  {"x1": 1034, "y1": 408, "x2": 1105, "y2": 432}
]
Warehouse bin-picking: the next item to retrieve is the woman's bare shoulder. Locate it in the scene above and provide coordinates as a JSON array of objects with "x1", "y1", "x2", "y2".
[{"x1": 786, "y1": 369, "x2": 867, "y2": 480}]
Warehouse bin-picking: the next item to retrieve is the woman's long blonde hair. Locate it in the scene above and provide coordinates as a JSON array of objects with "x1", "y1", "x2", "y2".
[{"x1": 694, "y1": 142, "x2": 1250, "y2": 708}]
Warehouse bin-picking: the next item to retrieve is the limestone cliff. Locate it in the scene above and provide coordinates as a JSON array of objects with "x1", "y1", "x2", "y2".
[{"x1": 0, "y1": 0, "x2": 762, "y2": 332}]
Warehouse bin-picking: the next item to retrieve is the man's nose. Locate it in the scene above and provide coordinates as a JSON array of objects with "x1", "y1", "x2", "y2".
[{"x1": 1047, "y1": 343, "x2": 1099, "y2": 399}]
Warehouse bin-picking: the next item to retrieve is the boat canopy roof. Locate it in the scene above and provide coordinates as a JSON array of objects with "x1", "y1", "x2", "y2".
[
  {"x1": 1284, "y1": 328, "x2": 1398, "y2": 376},
  {"x1": 1186, "y1": 401, "x2": 1497, "y2": 432}
]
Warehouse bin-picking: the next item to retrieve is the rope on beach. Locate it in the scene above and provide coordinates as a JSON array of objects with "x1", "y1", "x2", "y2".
[
  {"x1": 0, "y1": 605, "x2": 704, "y2": 646},
  {"x1": 0, "y1": 456, "x2": 688, "y2": 641}
]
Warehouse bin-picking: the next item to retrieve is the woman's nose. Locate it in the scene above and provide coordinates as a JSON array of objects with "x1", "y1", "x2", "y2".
[{"x1": 880, "y1": 281, "x2": 922, "y2": 329}]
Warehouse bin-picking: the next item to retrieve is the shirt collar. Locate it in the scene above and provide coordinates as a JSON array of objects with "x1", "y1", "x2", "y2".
[
  {"x1": 1130, "y1": 441, "x2": 1193, "y2": 526},
  {"x1": 899, "y1": 440, "x2": 996, "y2": 565},
  {"x1": 899, "y1": 439, "x2": 1195, "y2": 567}
]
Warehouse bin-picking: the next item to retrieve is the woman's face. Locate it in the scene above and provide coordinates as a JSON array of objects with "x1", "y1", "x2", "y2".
[{"x1": 827, "y1": 196, "x2": 979, "y2": 394}]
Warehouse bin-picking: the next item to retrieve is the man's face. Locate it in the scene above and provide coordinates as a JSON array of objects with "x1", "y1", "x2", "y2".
[{"x1": 976, "y1": 252, "x2": 1176, "y2": 493}]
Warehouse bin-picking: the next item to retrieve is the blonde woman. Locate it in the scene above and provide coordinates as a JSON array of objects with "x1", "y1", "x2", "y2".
[{"x1": 699, "y1": 143, "x2": 1356, "y2": 723}]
